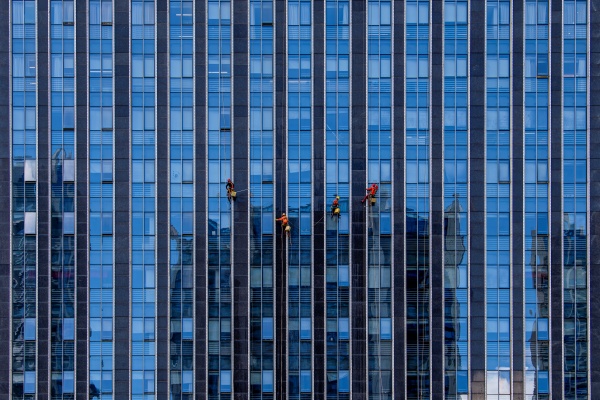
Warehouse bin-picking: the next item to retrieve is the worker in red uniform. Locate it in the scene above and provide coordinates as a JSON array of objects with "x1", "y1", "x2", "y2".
[
  {"x1": 225, "y1": 178, "x2": 235, "y2": 203},
  {"x1": 361, "y1": 183, "x2": 378, "y2": 204},
  {"x1": 276, "y1": 213, "x2": 291, "y2": 238},
  {"x1": 331, "y1": 196, "x2": 340, "y2": 218}
]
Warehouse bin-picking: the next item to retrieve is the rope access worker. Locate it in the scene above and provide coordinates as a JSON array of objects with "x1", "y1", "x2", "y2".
[
  {"x1": 361, "y1": 183, "x2": 379, "y2": 205},
  {"x1": 225, "y1": 178, "x2": 235, "y2": 203},
  {"x1": 331, "y1": 196, "x2": 341, "y2": 218},
  {"x1": 276, "y1": 213, "x2": 291, "y2": 238}
]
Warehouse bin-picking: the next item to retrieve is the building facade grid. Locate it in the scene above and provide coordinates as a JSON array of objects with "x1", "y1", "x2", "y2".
[
  {"x1": 523, "y1": 1, "x2": 550, "y2": 397},
  {"x1": 442, "y1": 1, "x2": 469, "y2": 398},
  {"x1": 11, "y1": 1, "x2": 39, "y2": 397},
  {"x1": 88, "y1": 0, "x2": 115, "y2": 397},
  {"x1": 169, "y1": 0, "x2": 195, "y2": 396},
  {"x1": 2, "y1": 1, "x2": 598, "y2": 399},
  {"x1": 405, "y1": 0, "x2": 431, "y2": 397},
  {"x1": 206, "y1": 0, "x2": 232, "y2": 397},
  {"x1": 49, "y1": 1, "x2": 76, "y2": 396},
  {"x1": 485, "y1": 0, "x2": 513, "y2": 397},
  {"x1": 324, "y1": 0, "x2": 351, "y2": 398},
  {"x1": 366, "y1": 1, "x2": 393, "y2": 399},
  {"x1": 248, "y1": 0, "x2": 276, "y2": 398}
]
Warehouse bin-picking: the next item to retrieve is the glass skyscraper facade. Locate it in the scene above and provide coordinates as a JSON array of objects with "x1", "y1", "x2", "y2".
[{"x1": 1, "y1": 0, "x2": 599, "y2": 399}]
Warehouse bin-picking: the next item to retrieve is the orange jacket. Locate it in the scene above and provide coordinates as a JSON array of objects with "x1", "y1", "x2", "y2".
[
  {"x1": 368, "y1": 184, "x2": 378, "y2": 196},
  {"x1": 276, "y1": 215, "x2": 289, "y2": 225}
]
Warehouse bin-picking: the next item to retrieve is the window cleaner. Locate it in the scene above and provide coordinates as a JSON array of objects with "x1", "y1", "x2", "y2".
[
  {"x1": 361, "y1": 183, "x2": 378, "y2": 206},
  {"x1": 276, "y1": 213, "x2": 291, "y2": 238},
  {"x1": 225, "y1": 178, "x2": 236, "y2": 203},
  {"x1": 331, "y1": 196, "x2": 341, "y2": 218}
]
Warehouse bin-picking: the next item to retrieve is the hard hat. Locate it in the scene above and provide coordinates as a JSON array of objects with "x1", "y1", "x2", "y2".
[
  {"x1": 227, "y1": 178, "x2": 232, "y2": 182},
  {"x1": 282, "y1": 212, "x2": 286, "y2": 216},
  {"x1": 336, "y1": 196, "x2": 340, "y2": 200}
]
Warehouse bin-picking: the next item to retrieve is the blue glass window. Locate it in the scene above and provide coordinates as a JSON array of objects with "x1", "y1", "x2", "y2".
[
  {"x1": 24, "y1": 318, "x2": 36, "y2": 340},
  {"x1": 380, "y1": 318, "x2": 392, "y2": 340},
  {"x1": 562, "y1": 1, "x2": 588, "y2": 397},
  {"x1": 300, "y1": 371, "x2": 311, "y2": 392},
  {"x1": 262, "y1": 370, "x2": 274, "y2": 392},
  {"x1": 262, "y1": 317, "x2": 274, "y2": 340},
  {"x1": 338, "y1": 318, "x2": 349, "y2": 340},
  {"x1": 338, "y1": 371, "x2": 350, "y2": 392},
  {"x1": 24, "y1": 372, "x2": 36, "y2": 394},
  {"x1": 485, "y1": 0, "x2": 512, "y2": 395},
  {"x1": 220, "y1": 371, "x2": 232, "y2": 392}
]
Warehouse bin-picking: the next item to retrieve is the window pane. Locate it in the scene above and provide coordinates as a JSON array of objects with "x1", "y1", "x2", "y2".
[
  {"x1": 62, "y1": 371, "x2": 74, "y2": 393},
  {"x1": 63, "y1": 212, "x2": 75, "y2": 234},
  {"x1": 24, "y1": 212, "x2": 36, "y2": 234},
  {"x1": 262, "y1": 371, "x2": 274, "y2": 392},
  {"x1": 24, "y1": 372, "x2": 36, "y2": 393},
  {"x1": 63, "y1": 318, "x2": 74, "y2": 340},
  {"x1": 24, "y1": 318, "x2": 36, "y2": 340},
  {"x1": 338, "y1": 318, "x2": 349, "y2": 340},
  {"x1": 300, "y1": 371, "x2": 311, "y2": 392},
  {"x1": 338, "y1": 265, "x2": 349, "y2": 286},
  {"x1": 339, "y1": 371, "x2": 350, "y2": 392},
  {"x1": 380, "y1": 318, "x2": 392, "y2": 339},
  {"x1": 63, "y1": 160, "x2": 74, "y2": 181},
  {"x1": 300, "y1": 318, "x2": 311, "y2": 339},
  {"x1": 263, "y1": 317, "x2": 273, "y2": 340},
  {"x1": 220, "y1": 371, "x2": 231, "y2": 392},
  {"x1": 24, "y1": 160, "x2": 37, "y2": 181}
]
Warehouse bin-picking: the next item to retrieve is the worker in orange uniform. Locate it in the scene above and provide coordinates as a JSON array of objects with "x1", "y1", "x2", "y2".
[
  {"x1": 361, "y1": 183, "x2": 378, "y2": 205},
  {"x1": 276, "y1": 213, "x2": 291, "y2": 238},
  {"x1": 331, "y1": 196, "x2": 340, "y2": 218},
  {"x1": 225, "y1": 178, "x2": 235, "y2": 203}
]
